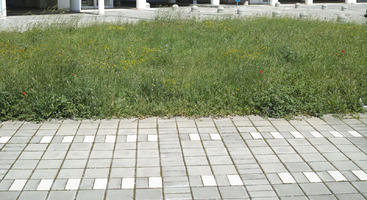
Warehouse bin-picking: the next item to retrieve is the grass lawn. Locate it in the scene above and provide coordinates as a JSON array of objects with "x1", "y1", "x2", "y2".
[{"x1": 0, "y1": 18, "x2": 366, "y2": 120}]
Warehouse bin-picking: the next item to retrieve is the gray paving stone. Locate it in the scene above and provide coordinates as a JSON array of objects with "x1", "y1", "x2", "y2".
[
  {"x1": 105, "y1": 190, "x2": 134, "y2": 200},
  {"x1": 335, "y1": 193, "x2": 366, "y2": 200},
  {"x1": 58, "y1": 169, "x2": 84, "y2": 178},
  {"x1": 38, "y1": 159, "x2": 63, "y2": 169},
  {"x1": 76, "y1": 190, "x2": 105, "y2": 200},
  {"x1": 351, "y1": 181, "x2": 367, "y2": 194},
  {"x1": 18, "y1": 191, "x2": 48, "y2": 200},
  {"x1": 192, "y1": 187, "x2": 221, "y2": 199},
  {"x1": 273, "y1": 184, "x2": 304, "y2": 196},
  {"x1": 217, "y1": 186, "x2": 248, "y2": 198},
  {"x1": 48, "y1": 191, "x2": 77, "y2": 200},
  {"x1": 299, "y1": 183, "x2": 331, "y2": 195},
  {"x1": 0, "y1": 191, "x2": 20, "y2": 200},
  {"x1": 326, "y1": 182, "x2": 358, "y2": 194},
  {"x1": 135, "y1": 189, "x2": 162, "y2": 200}
]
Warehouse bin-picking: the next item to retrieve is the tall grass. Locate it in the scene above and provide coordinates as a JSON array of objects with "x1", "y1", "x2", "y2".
[{"x1": 0, "y1": 18, "x2": 366, "y2": 120}]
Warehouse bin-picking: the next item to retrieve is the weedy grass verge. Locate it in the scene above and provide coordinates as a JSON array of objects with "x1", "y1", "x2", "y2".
[{"x1": 0, "y1": 17, "x2": 366, "y2": 120}]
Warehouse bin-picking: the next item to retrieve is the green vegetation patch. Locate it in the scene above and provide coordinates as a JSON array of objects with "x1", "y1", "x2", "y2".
[{"x1": 0, "y1": 18, "x2": 366, "y2": 120}]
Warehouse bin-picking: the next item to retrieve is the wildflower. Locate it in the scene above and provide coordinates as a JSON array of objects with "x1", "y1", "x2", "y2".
[
  {"x1": 341, "y1": 50, "x2": 345, "y2": 54},
  {"x1": 72, "y1": 73, "x2": 76, "y2": 77},
  {"x1": 165, "y1": 44, "x2": 168, "y2": 48},
  {"x1": 21, "y1": 92, "x2": 27, "y2": 96},
  {"x1": 260, "y1": 69, "x2": 263, "y2": 74}
]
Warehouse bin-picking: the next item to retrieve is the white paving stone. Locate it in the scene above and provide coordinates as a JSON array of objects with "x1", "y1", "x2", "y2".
[
  {"x1": 352, "y1": 170, "x2": 367, "y2": 181},
  {"x1": 329, "y1": 131, "x2": 343, "y2": 137},
  {"x1": 278, "y1": 173, "x2": 296, "y2": 183},
  {"x1": 93, "y1": 178, "x2": 107, "y2": 189},
  {"x1": 290, "y1": 131, "x2": 304, "y2": 138},
  {"x1": 105, "y1": 135, "x2": 116, "y2": 143},
  {"x1": 40, "y1": 136, "x2": 53, "y2": 143},
  {"x1": 149, "y1": 177, "x2": 162, "y2": 188},
  {"x1": 303, "y1": 172, "x2": 322, "y2": 183},
  {"x1": 65, "y1": 179, "x2": 80, "y2": 190},
  {"x1": 310, "y1": 131, "x2": 323, "y2": 138},
  {"x1": 189, "y1": 134, "x2": 200, "y2": 141},
  {"x1": 348, "y1": 131, "x2": 362, "y2": 137},
  {"x1": 250, "y1": 132, "x2": 263, "y2": 139},
  {"x1": 210, "y1": 133, "x2": 221, "y2": 140},
  {"x1": 121, "y1": 178, "x2": 135, "y2": 189},
  {"x1": 127, "y1": 135, "x2": 137, "y2": 142},
  {"x1": 83, "y1": 136, "x2": 95, "y2": 143},
  {"x1": 9, "y1": 180, "x2": 27, "y2": 191},
  {"x1": 227, "y1": 175, "x2": 243, "y2": 186},
  {"x1": 0, "y1": 136, "x2": 11, "y2": 143},
  {"x1": 270, "y1": 132, "x2": 283, "y2": 139},
  {"x1": 201, "y1": 175, "x2": 217, "y2": 186},
  {"x1": 62, "y1": 136, "x2": 74, "y2": 143},
  {"x1": 148, "y1": 135, "x2": 158, "y2": 142},
  {"x1": 328, "y1": 171, "x2": 347, "y2": 181},
  {"x1": 37, "y1": 179, "x2": 53, "y2": 190}
]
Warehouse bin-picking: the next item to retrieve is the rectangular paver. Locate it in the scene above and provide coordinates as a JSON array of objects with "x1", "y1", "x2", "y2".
[
  {"x1": 270, "y1": 132, "x2": 283, "y2": 139},
  {"x1": 40, "y1": 136, "x2": 53, "y2": 143},
  {"x1": 250, "y1": 132, "x2": 262, "y2": 139},
  {"x1": 348, "y1": 131, "x2": 362, "y2": 137},
  {"x1": 65, "y1": 179, "x2": 81, "y2": 190},
  {"x1": 201, "y1": 175, "x2": 217, "y2": 186},
  {"x1": 9, "y1": 180, "x2": 27, "y2": 191},
  {"x1": 278, "y1": 172, "x2": 296, "y2": 183},
  {"x1": 310, "y1": 131, "x2": 323, "y2": 138},
  {"x1": 149, "y1": 177, "x2": 162, "y2": 188},
  {"x1": 290, "y1": 131, "x2": 304, "y2": 138},
  {"x1": 83, "y1": 136, "x2": 95, "y2": 143},
  {"x1": 352, "y1": 170, "x2": 367, "y2": 180},
  {"x1": 62, "y1": 136, "x2": 74, "y2": 143},
  {"x1": 121, "y1": 178, "x2": 134, "y2": 189},
  {"x1": 93, "y1": 179, "x2": 108, "y2": 189},
  {"x1": 303, "y1": 172, "x2": 322, "y2": 183},
  {"x1": 328, "y1": 171, "x2": 347, "y2": 181},
  {"x1": 37, "y1": 179, "x2": 53, "y2": 190},
  {"x1": 330, "y1": 131, "x2": 344, "y2": 138},
  {"x1": 227, "y1": 175, "x2": 243, "y2": 186}
]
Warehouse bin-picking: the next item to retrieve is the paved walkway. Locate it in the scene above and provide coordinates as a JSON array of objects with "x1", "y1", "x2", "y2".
[
  {"x1": 0, "y1": 115, "x2": 366, "y2": 199},
  {"x1": 0, "y1": 3, "x2": 367, "y2": 31}
]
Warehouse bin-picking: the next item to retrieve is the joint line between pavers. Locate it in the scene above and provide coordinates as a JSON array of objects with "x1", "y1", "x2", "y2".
[
  {"x1": 156, "y1": 118, "x2": 165, "y2": 198},
  {"x1": 132, "y1": 119, "x2": 139, "y2": 200},
  {"x1": 102, "y1": 118, "x2": 121, "y2": 200},
  {"x1": 175, "y1": 117, "x2": 195, "y2": 200}
]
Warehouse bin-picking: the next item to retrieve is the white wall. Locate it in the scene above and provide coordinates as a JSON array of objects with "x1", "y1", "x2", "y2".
[
  {"x1": 58, "y1": 0, "x2": 70, "y2": 9},
  {"x1": 0, "y1": 0, "x2": 6, "y2": 17}
]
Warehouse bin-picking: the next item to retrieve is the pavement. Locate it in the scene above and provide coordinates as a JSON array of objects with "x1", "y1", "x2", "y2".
[
  {"x1": 0, "y1": 114, "x2": 367, "y2": 199},
  {"x1": 0, "y1": 3, "x2": 367, "y2": 31}
]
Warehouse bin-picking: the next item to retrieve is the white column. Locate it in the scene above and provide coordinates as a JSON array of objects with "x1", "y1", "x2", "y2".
[
  {"x1": 1, "y1": 0, "x2": 6, "y2": 17},
  {"x1": 270, "y1": 0, "x2": 278, "y2": 6},
  {"x1": 305, "y1": 0, "x2": 312, "y2": 5},
  {"x1": 70, "y1": 0, "x2": 81, "y2": 12},
  {"x1": 211, "y1": 0, "x2": 220, "y2": 6},
  {"x1": 136, "y1": 0, "x2": 147, "y2": 9},
  {"x1": 98, "y1": 0, "x2": 104, "y2": 15}
]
